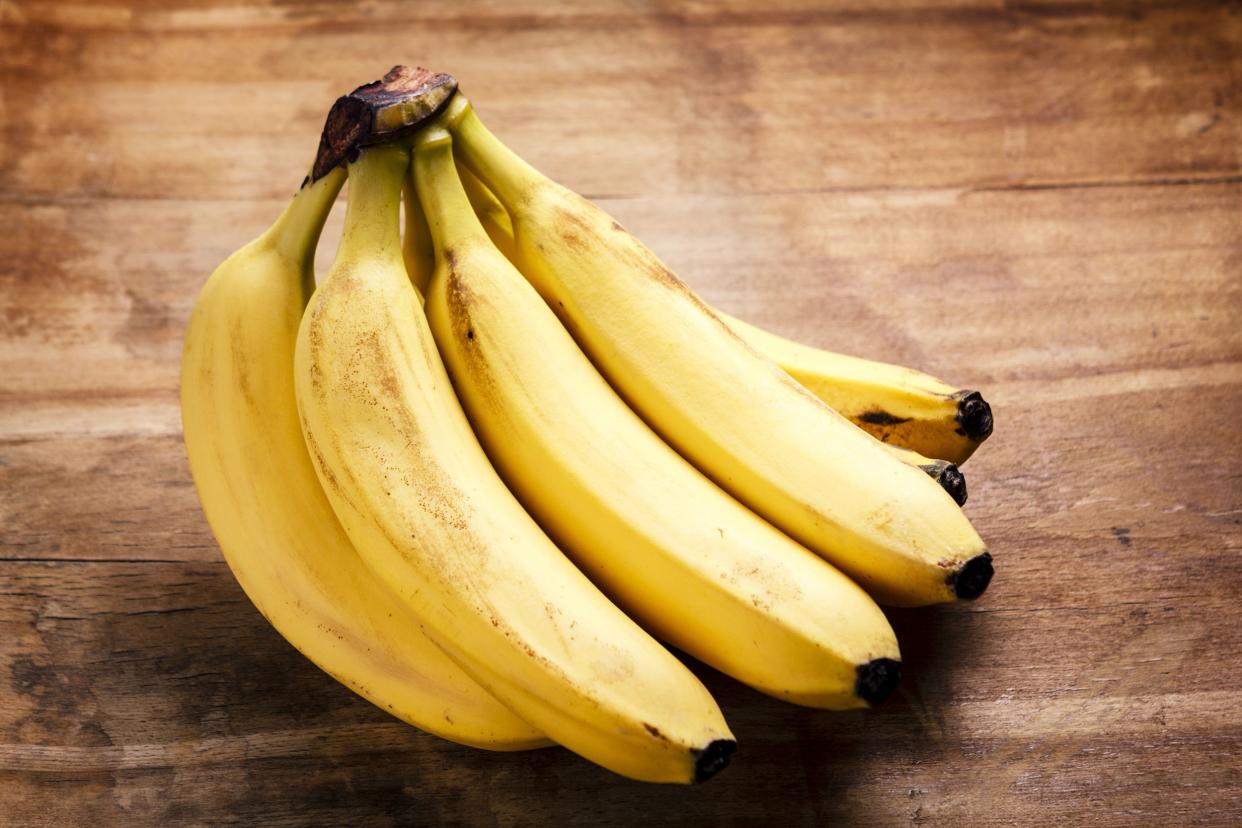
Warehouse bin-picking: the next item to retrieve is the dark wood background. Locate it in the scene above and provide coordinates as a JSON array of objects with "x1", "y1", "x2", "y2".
[{"x1": 2, "y1": 1, "x2": 1240, "y2": 825}]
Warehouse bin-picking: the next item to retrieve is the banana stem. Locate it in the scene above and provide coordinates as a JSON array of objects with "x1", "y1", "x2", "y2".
[
  {"x1": 402, "y1": 167, "x2": 436, "y2": 296},
  {"x1": 445, "y1": 97, "x2": 544, "y2": 210},
  {"x1": 336, "y1": 144, "x2": 410, "y2": 266},
  {"x1": 264, "y1": 166, "x2": 347, "y2": 267},
  {"x1": 458, "y1": 162, "x2": 518, "y2": 262},
  {"x1": 310, "y1": 66, "x2": 457, "y2": 183},
  {"x1": 412, "y1": 129, "x2": 495, "y2": 270}
]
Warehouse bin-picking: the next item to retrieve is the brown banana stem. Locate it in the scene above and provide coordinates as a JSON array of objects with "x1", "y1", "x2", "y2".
[{"x1": 311, "y1": 65, "x2": 457, "y2": 183}]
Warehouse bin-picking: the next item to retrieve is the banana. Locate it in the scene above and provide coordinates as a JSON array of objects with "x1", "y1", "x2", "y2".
[
  {"x1": 718, "y1": 314, "x2": 994, "y2": 465},
  {"x1": 444, "y1": 94, "x2": 993, "y2": 608},
  {"x1": 180, "y1": 165, "x2": 548, "y2": 750},
  {"x1": 412, "y1": 126, "x2": 901, "y2": 710},
  {"x1": 454, "y1": 166, "x2": 991, "y2": 466},
  {"x1": 294, "y1": 142, "x2": 735, "y2": 783}
]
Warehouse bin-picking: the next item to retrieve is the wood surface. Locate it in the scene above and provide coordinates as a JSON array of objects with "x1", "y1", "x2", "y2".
[{"x1": 2, "y1": 0, "x2": 1241, "y2": 824}]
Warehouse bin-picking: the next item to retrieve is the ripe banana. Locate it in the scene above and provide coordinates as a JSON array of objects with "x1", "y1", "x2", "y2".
[
  {"x1": 718, "y1": 313, "x2": 994, "y2": 465},
  {"x1": 412, "y1": 126, "x2": 901, "y2": 710},
  {"x1": 180, "y1": 165, "x2": 548, "y2": 750},
  {"x1": 294, "y1": 142, "x2": 735, "y2": 783},
  {"x1": 444, "y1": 94, "x2": 993, "y2": 608},
  {"x1": 455, "y1": 164, "x2": 991, "y2": 467}
]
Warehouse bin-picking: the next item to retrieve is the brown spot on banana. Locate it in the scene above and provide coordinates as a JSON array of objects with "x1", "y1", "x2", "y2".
[{"x1": 858, "y1": 409, "x2": 912, "y2": 427}]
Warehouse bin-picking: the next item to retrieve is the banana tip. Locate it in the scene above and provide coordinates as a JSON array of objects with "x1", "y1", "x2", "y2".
[
  {"x1": 692, "y1": 739, "x2": 737, "y2": 783},
  {"x1": 952, "y1": 552, "x2": 994, "y2": 600},
  {"x1": 855, "y1": 657, "x2": 901, "y2": 706},
  {"x1": 940, "y1": 463, "x2": 968, "y2": 506},
  {"x1": 956, "y1": 391, "x2": 994, "y2": 441}
]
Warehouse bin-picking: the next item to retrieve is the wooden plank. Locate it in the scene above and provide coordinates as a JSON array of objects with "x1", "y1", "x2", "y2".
[
  {"x1": 1, "y1": 559, "x2": 1240, "y2": 826},
  {"x1": 1, "y1": 2, "x2": 1238, "y2": 200},
  {"x1": 2, "y1": 182, "x2": 1238, "y2": 399},
  {"x1": 5, "y1": 368, "x2": 1242, "y2": 609},
  {"x1": 0, "y1": 429, "x2": 213, "y2": 563},
  {"x1": 2, "y1": 0, "x2": 1241, "y2": 822},
  {"x1": 0, "y1": 0, "x2": 1092, "y2": 30}
]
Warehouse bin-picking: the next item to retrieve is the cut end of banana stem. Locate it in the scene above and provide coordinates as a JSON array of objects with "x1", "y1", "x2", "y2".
[
  {"x1": 854, "y1": 658, "x2": 901, "y2": 706},
  {"x1": 955, "y1": 391, "x2": 994, "y2": 441},
  {"x1": 950, "y1": 552, "x2": 994, "y2": 600},
  {"x1": 692, "y1": 740, "x2": 737, "y2": 783},
  {"x1": 311, "y1": 65, "x2": 458, "y2": 183},
  {"x1": 938, "y1": 463, "x2": 968, "y2": 506}
]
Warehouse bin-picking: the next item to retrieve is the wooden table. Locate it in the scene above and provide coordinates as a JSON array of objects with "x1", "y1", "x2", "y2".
[{"x1": 3, "y1": 1, "x2": 1240, "y2": 824}]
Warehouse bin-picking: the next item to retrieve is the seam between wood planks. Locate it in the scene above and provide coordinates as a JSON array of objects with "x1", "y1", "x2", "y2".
[
  {"x1": 1, "y1": 173, "x2": 1240, "y2": 208},
  {"x1": 967, "y1": 173, "x2": 1242, "y2": 195},
  {"x1": 0, "y1": 1, "x2": 1215, "y2": 36},
  {"x1": 0, "y1": 558, "x2": 219, "y2": 565}
]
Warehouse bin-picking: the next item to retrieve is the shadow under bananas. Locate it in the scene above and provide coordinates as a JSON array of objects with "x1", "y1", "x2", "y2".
[
  {"x1": 883, "y1": 605, "x2": 981, "y2": 745},
  {"x1": 29, "y1": 550, "x2": 987, "y2": 825},
  {"x1": 512, "y1": 615, "x2": 985, "y2": 827}
]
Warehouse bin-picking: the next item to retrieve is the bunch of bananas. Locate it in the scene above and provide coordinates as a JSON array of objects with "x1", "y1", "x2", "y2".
[{"x1": 181, "y1": 68, "x2": 995, "y2": 784}]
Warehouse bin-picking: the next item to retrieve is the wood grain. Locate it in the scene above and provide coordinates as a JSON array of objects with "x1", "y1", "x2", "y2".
[
  {"x1": 3, "y1": 2, "x2": 1239, "y2": 200},
  {"x1": 2, "y1": 0, "x2": 1241, "y2": 824}
]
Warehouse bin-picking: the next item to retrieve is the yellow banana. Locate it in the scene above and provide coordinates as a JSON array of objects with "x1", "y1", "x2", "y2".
[
  {"x1": 444, "y1": 94, "x2": 993, "y2": 608},
  {"x1": 294, "y1": 143, "x2": 735, "y2": 783},
  {"x1": 455, "y1": 167, "x2": 991, "y2": 466},
  {"x1": 180, "y1": 165, "x2": 548, "y2": 750},
  {"x1": 718, "y1": 314, "x2": 993, "y2": 465},
  {"x1": 413, "y1": 127, "x2": 901, "y2": 710}
]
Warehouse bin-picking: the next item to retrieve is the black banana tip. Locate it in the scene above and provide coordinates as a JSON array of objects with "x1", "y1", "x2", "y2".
[
  {"x1": 939, "y1": 463, "x2": 968, "y2": 506},
  {"x1": 951, "y1": 552, "x2": 994, "y2": 600},
  {"x1": 956, "y1": 391, "x2": 994, "y2": 441},
  {"x1": 855, "y1": 658, "x2": 902, "y2": 706},
  {"x1": 692, "y1": 739, "x2": 737, "y2": 783}
]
